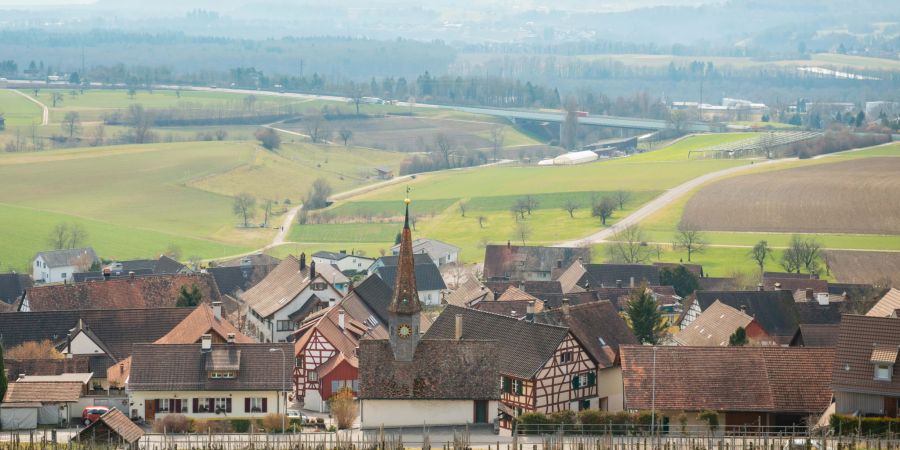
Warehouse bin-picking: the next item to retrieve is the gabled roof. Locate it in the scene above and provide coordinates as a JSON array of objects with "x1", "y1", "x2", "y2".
[
  {"x1": 3, "y1": 381, "x2": 83, "y2": 403},
  {"x1": 555, "y1": 260, "x2": 587, "y2": 294},
  {"x1": 312, "y1": 251, "x2": 357, "y2": 262},
  {"x1": 622, "y1": 345, "x2": 834, "y2": 413},
  {"x1": 793, "y1": 324, "x2": 841, "y2": 347},
  {"x1": 580, "y1": 264, "x2": 660, "y2": 288},
  {"x1": 76, "y1": 409, "x2": 145, "y2": 444},
  {"x1": 472, "y1": 299, "x2": 543, "y2": 318},
  {"x1": 241, "y1": 256, "x2": 315, "y2": 318},
  {"x1": 217, "y1": 253, "x2": 282, "y2": 268},
  {"x1": 207, "y1": 264, "x2": 278, "y2": 297},
  {"x1": 765, "y1": 277, "x2": 829, "y2": 293},
  {"x1": 390, "y1": 238, "x2": 460, "y2": 257},
  {"x1": 0, "y1": 273, "x2": 31, "y2": 305},
  {"x1": 673, "y1": 301, "x2": 755, "y2": 347},
  {"x1": 351, "y1": 275, "x2": 393, "y2": 324},
  {"x1": 375, "y1": 264, "x2": 446, "y2": 292},
  {"x1": 33, "y1": 248, "x2": 98, "y2": 268},
  {"x1": 425, "y1": 305, "x2": 570, "y2": 379},
  {"x1": 154, "y1": 255, "x2": 188, "y2": 274},
  {"x1": 358, "y1": 339, "x2": 499, "y2": 400},
  {"x1": 497, "y1": 286, "x2": 540, "y2": 302},
  {"x1": 22, "y1": 273, "x2": 222, "y2": 312},
  {"x1": 534, "y1": 301, "x2": 637, "y2": 369},
  {"x1": 484, "y1": 280, "x2": 564, "y2": 298},
  {"x1": 444, "y1": 278, "x2": 493, "y2": 307},
  {"x1": 295, "y1": 303, "x2": 371, "y2": 364},
  {"x1": 483, "y1": 244, "x2": 590, "y2": 280},
  {"x1": 314, "y1": 262, "x2": 351, "y2": 285},
  {"x1": 591, "y1": 285, "x2": 679, "y2": 311},
  {"x1": 763, "y1": 271, "x2": 817, "y2": 280},
  {"x1": 128, "y1": 343, "x2": 293, "y2": 391},
  {"x1": 795, "y1": 301, "x2": 844, "y2": 325},
  {"x1": 832, "y1": 315, "x2": 900, "y2": 395},
  {"x1": 867, "y1": 288, "x2": 900, "y2": 318},
  {"x1": 373, "y1": 253, "x2": 435, "y2": 267},
  {"x1": 686, "y1": 290, "x2": 800, "y2": 343}
]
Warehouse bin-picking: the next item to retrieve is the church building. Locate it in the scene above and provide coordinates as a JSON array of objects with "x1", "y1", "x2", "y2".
[{"x1": 358, "y1": 198, "x2": 500, "y2": 428}]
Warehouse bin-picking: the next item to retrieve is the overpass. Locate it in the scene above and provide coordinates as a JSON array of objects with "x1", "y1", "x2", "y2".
[{"x1": 442, "y1": 105, "x2": 720, "y2": 132}]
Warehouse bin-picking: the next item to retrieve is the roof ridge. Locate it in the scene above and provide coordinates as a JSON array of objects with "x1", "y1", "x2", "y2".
[{"x1": 445, "y1": 305, "x2": 569, "y2": 331}]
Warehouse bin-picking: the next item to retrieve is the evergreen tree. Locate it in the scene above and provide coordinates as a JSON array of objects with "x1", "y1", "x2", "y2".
[
  {"x1": 729, "y1": 327, "x2": 748, "y2": 346},
  {"x1": 625, "y1": 283, "x2": 666, "y2": 344},
  {"x1": 659, "y1": 266, "x2": 700, "y2": 297},
  {"x1": 176, "y1": 285, "x2": 202, "y2": 307}
]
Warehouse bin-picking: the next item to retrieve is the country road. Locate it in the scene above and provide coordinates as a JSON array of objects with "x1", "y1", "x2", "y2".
[
  {"x1": 11, "y1": 89, "x2": 49, "y2": 125},
  {"x1": 269, "y1": 204, "x2": 302, "y2": 248}
]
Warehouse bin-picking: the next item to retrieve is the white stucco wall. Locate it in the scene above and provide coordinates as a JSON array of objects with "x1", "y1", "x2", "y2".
[
  {"x1": 129, "y1": 390, "x2": 283, "y2": 420},
  {"x1": 32, "y1": 256, "x2": 76, "y2": 284},
  {"x1": 360, "y1": 399, "x2": 497, "y2": 428},
  {"x1": 66, "y1": 332, "x2": 106, "y2": 355},
  {"x1": 597, "y1": 367, "x2": 625, "y2": 412}
]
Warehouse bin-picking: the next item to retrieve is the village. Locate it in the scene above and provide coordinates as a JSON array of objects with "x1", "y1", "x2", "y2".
[{"x1": 0, "y1": 197, "x2": 896, "y2": 449}]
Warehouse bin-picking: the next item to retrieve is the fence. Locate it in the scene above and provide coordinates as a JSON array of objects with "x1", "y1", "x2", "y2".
[{"x1": 687, "y1": 131, "x2": 823, "y2": 159}]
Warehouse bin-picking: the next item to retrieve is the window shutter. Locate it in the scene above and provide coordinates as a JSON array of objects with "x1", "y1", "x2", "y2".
[
  {"x1": 502, "y1": 377, "x2": 511, "y2": 393},
  {"x1": 193, "y1": 398, "x2": 199, "y2": 413},
  {"x1": 588, "y1": 372, "x2": 596, "y2": 387},
  {"x1": 226, "y1": 398, "x2": 232, "y2": 413},
  {"x1": 245, "y1": 398, "x2": 251, "y2": 413},
  {"x1": 262, "y1": 397, "x2": 268, "y2": 413},
  {"x1": 572, "y1": 375, "x2": 581, "y2": 389},
  {"x1": 207, "y1": 398, "x2": 215, "y2": 412},
  {"x1": 154, "y1": 399, "x2": 159, "y2": 410}
]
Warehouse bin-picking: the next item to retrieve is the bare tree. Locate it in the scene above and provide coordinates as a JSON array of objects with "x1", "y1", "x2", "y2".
[
  {"x1": 799, "y1": 237, "x2": 823, "y2": 275},
  {"x1": 758, "y1": 132, "x2": 776, "y2": 159},
  {"x1": 90, "y1": 124, "x2": 105, "y2": 146},
  {"x1": 749, "y1": 240, "x2": 772, "y2": 274},
  {"x1": 232, "y1": 193, "x2": 257, "y2": 227},
  {"x1": 489, "y1": 125, "x2": 506, "y2": 162},
  {"x1": 607, "y1": 225, "x2": 651, "y2": 264},
  {"x1": 254, "y1": 128, "x2": 281, "y2": 150},
  {"x1": 127, "y1": 104, "x2": 154, "y2": 144},
  {"x1": 50, "y1": 91, "x2": 64, "y2": 107},
  {"x1": 510, "y1": 198, "x2": 529, "y2": 221},
  {"x1": 524, "y1": 195, "x2": 539, "y2": 215},
  {"x1": 515, "y1": 222, "x2": 532, "y2": 246},
  {"x1": 614, "y1": 191, "x2": 632, "y2": 210},
  {"x1": 262, "y1": 199, "x2": 274, "y2": 227},
  {"x1": 61, "y1": 111, "x2": 81, "y2": 139},
  {"x1": 338, "y1": 127, "x2": 353, "y2": 146},
  {"x1": 434, "y1": 133, "x2": 453, "y2": 168},
  {"x1": 67, "y1": 223, "x2": 88, "y2": 249},
  {"x1": 47, "y1": 223, "x2": 70, "y2": 250},
  {"x1": 477, "y1": 215, "x2": 487, "y2": 228},
  {"x1": 592, "y1": 196, "x2": 617, "y2": 225},
  {"x1": 667, "y1": 110, "x2": 690, "y2": 131},
  {"x1": 71, "y1": 252, "x2": 94, "y2": 272},
  {"x1": 348, "y1": 86, "x2": 364, "y2": 116},
  {"x1": 563, "y1": 200, "x2": 580, "y2": 218},
  {"x1": 304, "y1": 109, "x2": 328, "y2": 143},
  {"x1": 674, "y1": 223, "x2": 707, "y2": 262},
  {"x1": 458, "y1": 201, "x2": 467, "y2": 217}
]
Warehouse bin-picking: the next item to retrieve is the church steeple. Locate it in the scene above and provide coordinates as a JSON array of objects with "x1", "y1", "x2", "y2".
[{"x1": 387, "y1": 197, "x2": 421, "y2": 361}]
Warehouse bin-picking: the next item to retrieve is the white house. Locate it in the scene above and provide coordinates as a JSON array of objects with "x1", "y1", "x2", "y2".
[
  {"x1": 32, "y1": 248, "x2": 99, "y2": 284},
  {"x1": 241, "y1": 255, "x2": 343, "y2": 343},
  {"x1": 311, "y1": 251, "x2": 374, "y2": 275},
  {"x1": 390, "y1": 238, "x2": 460, "y2": 267}
]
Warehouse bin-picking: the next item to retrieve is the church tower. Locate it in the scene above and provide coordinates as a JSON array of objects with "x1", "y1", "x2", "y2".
[{"x1": 387, "y1": 197, "x2": 422, "y2": 362}]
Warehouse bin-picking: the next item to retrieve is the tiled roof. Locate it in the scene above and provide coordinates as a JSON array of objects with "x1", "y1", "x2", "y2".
[
  {"x1": 207, "y1": 265, "x2": 277, "y2": 297},
  {"x1": 241, "y1": 256, "x2": 312, "y2": 318},
  {"x1": 295, "y1": 302, "x2": 371, "y2": 362},
  {"x1": 472, "y1": 299, "x2": 542, "y2": 318},
  {"x1": 484, "y1": 280, "x2": 564, "y2": 300},
  {"x1": 375, "y1": 264, "x2": 447, "y2": 292},
  {"x1": 581, "y1": 264, "x2": 660, "y2": 288},
  {"x1": 4, "y1": 357, "x2": 90, "y2": 377},
  {"x1": 0, "y1": 273, "x2": 31, "y2": 305},
  {"x1": 686, "y1": 290, "x2": 800, "y2": 343},
  {"x1": 591, "y1": 285, "x2": 679, "y2": 311},
  {"x1": 763, "y1": 272, "x2": 818, "y2": 280},
  {"x1": 76, "y1": 409, "x2": 145, "y2": 444},
  {"x1": 870, "y1": 346, "x2": 898, "y2": 364},
  {"x1": 315, "y1": 262, "x2": 351, "y2": 285},
  {"x1": 23, "y1": 273, "x2": 222, "y2": 312},
  {"x1": 34, "y1": 248, "x2": 98, "y2": 268},
  {"x1": 867, "y1": 288, "x2": 900, "y2": 318},
  {"x1": 390, "y1": 238, "x2": 460, "y2": 257},
  {"x1": 497, "y1": 286, "x2": 540, "y2": 302},
  {"x1": 795, "y1": 301, "x2": 843, "y2": 325},
  {"x1": 622, "y1": 345, "x2": 834, "y2": 413},
  {"x1": 3, "y1": 381, "x2": 83, "y2": 403},
  {"x1": 765, "y1": 277, "x2": 829, "y2": 293},
  {"x1": 358, "y1": 339, "x2": 499, "y2": 400},
  {"x1": 216, "y1": 253, "x2": 281, "y2": 267},
  {"x1": 155, "y1": 303, "x2": 252, "y2": 345},
  {"x1": 425, "y1": 305, "x2": 569, "y2": 379},
  {"x1": 555, "y1": 261, "x2": 587, "y2": 294},
  {"x1": 444, "y1": 278, "x2": 493, "y2": 307},
  {"x1": 316, "y1": 352, "x2": 357, "y2": 377},
  {"x1": 483, "y1": 245, "x2": 590, "y2": 281},
  {"x1": 534, "y1": 301, "x2": 637, "y2": 369},
  {"x1": 128, "y1": 343, "x2": 293, "y2": 391},
  {"x1": 794, "y1": 324, "x2": 841, "y2": 347},
  {"x1": 374, "y1": 253, "x2": 435, "y2": 267},
  {"x1": 673, "y1": 301, "x2": 754, "y2": 347},
  {"x1": 832, "y1": 315, "x2": 900, "y2": 395}
]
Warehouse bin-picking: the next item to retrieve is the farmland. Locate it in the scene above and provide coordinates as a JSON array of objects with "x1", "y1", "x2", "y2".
[
  {"x1": 824, "y1": 250, "x2": 900, "y2": 284},
  {"x1": 0, "y1": 89, "x2": 43, "y2": 127}
]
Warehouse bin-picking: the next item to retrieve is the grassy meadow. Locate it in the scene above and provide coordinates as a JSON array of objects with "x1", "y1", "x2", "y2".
[{"x1": 0, "y1": 89, "x2": 43, "y2": 127}]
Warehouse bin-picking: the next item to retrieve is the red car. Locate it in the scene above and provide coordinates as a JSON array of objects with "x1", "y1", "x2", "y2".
[{"x1": 81, "y1": 406, "x2": 110, "y2": 425}]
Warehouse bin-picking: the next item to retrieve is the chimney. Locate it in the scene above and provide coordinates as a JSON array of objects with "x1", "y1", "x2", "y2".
[
  {"x1": 816, "y1": 293, "x2": 830, "y2": 306},
  {"x1": 774, "y1": 282, "x2": 782, "y2": 289},
  {"x1": 629, "y1": 276, "x2": 635, "y2": 288},
  {"x1": 557, "y1": 259, "x2": 563, "y2": 269},
  {"x1": 562, "y1": 298, "x2": 571, "y2": 317},
  {"x1": 757, "y1": 283, "x2": 764, "y2": 291},
  {"x1": 310, "y1": 261, "x2": 317, "y2": 279},
  {"x1": 805, "y1": 288, "x2": 814, "y2": 301},
  {"x1": 615, "y1": 279, "x2": 622, "y2": 288},
  {"x1": 211, "y1": 301, "x2": 223, "y2": 319},
  {"x1": 299, "y1": 253, "x2": 307, "y2": 271},
  {"x1": 507, "y1": 240, "x2": 511, "y2": 249},
  {"x1": 102, "y1": 268, "x2": 110, "y2": 280},
  {"x1": 454, "y1": 314, "x2": 463, "y2": 340},
  {"x1": 338, "y1": 309, "x2": 345, "y2": 330},
  {"x1": 526, "y1": 301, "x2": 535, "y2": 322},
  {"x1": 201, "y1": 334, "x2": 212, "y2": 352},
  {"x1": 128, "y1": 271, "x2": 135, "y2": 281},
  {"x1": 226, "y1": 333, "x2": 235, "y2": 344}
]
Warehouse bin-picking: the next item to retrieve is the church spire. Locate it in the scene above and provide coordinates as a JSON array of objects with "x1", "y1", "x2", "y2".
[{"x1": 388, "y1": 197, "x2": 421, "y2": 315}]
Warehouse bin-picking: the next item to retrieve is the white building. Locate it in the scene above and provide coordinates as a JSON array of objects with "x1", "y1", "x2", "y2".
[
  {"x1": 390, "y1": 238, "x2": 460, "y2": 267},
  {"x1": 311, "y1": 251, "x2": 374, "y2": 275},
  {"x1": 32, "y1": 248, "x2": 99, "y2": 284}
]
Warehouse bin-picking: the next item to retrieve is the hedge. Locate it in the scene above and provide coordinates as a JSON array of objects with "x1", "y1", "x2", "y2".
[
  {"x1": 515, "y1": 410, "x2": 653, "y2": 435},
  {"x1": 831, "y1": 414, "x2": 900, "y2": 436}
]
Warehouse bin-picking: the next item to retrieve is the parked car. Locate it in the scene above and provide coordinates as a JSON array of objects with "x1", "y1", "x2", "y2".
[
  {"x1": 81, "y1": 406, "x2": 111, "y2": 425},
  {"x1": 286, "y1": 409, "x2": 304, "y2": 419}
]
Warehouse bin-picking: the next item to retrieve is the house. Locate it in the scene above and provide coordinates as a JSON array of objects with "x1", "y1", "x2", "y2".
[
  {"x1": 832, "y1": 314, "x2": 900, "y2": 416},
  {"x1": 32, "y1": 247, "x2": 99, "y2": 284},
  {"x1": 74, "y1": 409, "x2": 144, "y2": 448},
  {"x1": 790, "y1": 324, "x2": 841, "y2": 347},
  {"x1": 672, "y1": 300, "x2": 773, "y2": 347},
  {"x1": 127, "y1": 339, "x2": 294, "y2": 421},
  {"x1": 372, "y1": 256, "x2": 447, "y2": 306},
  {"x1": 73, "y1": 255, "x2": 189, "y2": 282},
  {"x1": 867, "y1": 288, "x2": 900, "y2": 318},
  {"x1": 242, "y1": 254, "x2": 343, "y2": 343},
  {"x1": 19, "y1": 273, "x2": 223, "y2": 312},
  {"x1": 1, "y1": 381, "x2": 83, "y2": 429},
  {"x1": 554, "y1": 260, "x2": 588, "y2": 294},
  {"x1": 216, "y1": 253, "x2": 281, "y2": 268},
  {"x1": 374, "y1": 167, "x2": 394, "y2": 179},
  {"x1": 107, "y1": 302, "x2": 253, "y2": 388},
  {"x1": 311, "y1": 262, "x2": 352, "y2": 294},
  {"x1": 207, "y1": 264, "x2": 278, "y2": 298},
  {"x1": 312, "y1": 250, "x2": 374, "y2": 275},
  {"x1": 0, "y1": 272, "x2": 31, "y2": 306},
  {"x1": 484, "y1": 244, "x2": 591, "y2": 281},
  {"x1": 621, "y1": 346, "x2": 834, "y2": 429},
  {"x1": 679, "y1": 290, "x2": 801, "y2": 344},
  {"x1": 358, "y1": 201, "x2": 499, "y2": 428},
  {"x1": 426, "y1": 305, "x2": 597, "y2": 429},
  {"x1": 390, "y1": 238, "x2": 460, "y2": 267},
  {"x1": 579, "y1": 264, "x2": 661, "y2": 289},
  {"x1": 444, "y1": 277, "x2": 494, "y2": 307},
  {"x1": 533, "y1": 300, "x2": 638, "y2": 411}
]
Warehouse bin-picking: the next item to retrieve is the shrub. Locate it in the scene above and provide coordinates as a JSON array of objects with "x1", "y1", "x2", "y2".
[
  {"x1": 577, "y1": 409, "x2": 609, "y2": 425},
  {"x1": 328, "y1": 387, "x2": 358, "y2": 430},
  {"x1": 831, "y1": 414, "x2": 900, "y2": 436},
  {"x1": 697, "y1": 410, "x2": 720, "y2": 432},
  {"x1": 260, "y1": 413, "x2": 287, "y2": 432},
  {"x1": 193, "y1": 419, "x2": 233, "y2": 433},
  {"x1": 152, "y1": 414, "x2": 192, "y2": 433},
  {"x1": 230, "y1": 419, "x2": 253, "y2": 433},
  {"x1": 516, "y1": 412, "x2": 550, "y2": 435},
  {"x1": 548, "y1": 410, "x2": 576, "y2": 425}
]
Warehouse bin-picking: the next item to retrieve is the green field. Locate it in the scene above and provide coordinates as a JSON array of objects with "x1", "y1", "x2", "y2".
[
  {"x1": 627, "y1": 133, "x2": 754, "y2": 162},
  {"x1": 0, "y1": 89, "x2": 43, "y2": 127}
]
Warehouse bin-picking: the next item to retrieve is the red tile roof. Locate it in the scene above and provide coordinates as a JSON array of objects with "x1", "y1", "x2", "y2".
[{"x1": 832, "y1": 314, "x2": 900, "y2": 396}]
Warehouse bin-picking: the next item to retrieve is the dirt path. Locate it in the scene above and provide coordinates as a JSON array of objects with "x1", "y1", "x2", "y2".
[
  {"x1": 11, "y1": 89, "x2": 49, "y2": 125},
  {"x1": 269, "y1": 204, "x2": 302, "y2": 248}
]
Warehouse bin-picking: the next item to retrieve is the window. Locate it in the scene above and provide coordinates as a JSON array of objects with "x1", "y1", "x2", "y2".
[
  {"x1": 195, "y1": 398, "x2": 212, "y2": 413},
  {"x1": 308, "y1": 370, "x2": 318, "y2": 382},
  {"x1": 250, "y1": 398, "x2": 265, "y2": 412},
  {"x1": 502, "y1": 377, "x2": 512, "y2": 394},
  {"x1": 209, "y1": 371, "x2": 236, "y2": 379},
  {"x1": 244, "y1": 397, "x2": 267, "y2": 413},
  {"x1": 311, "y1": 282, "x2": 326, "y2": 291},
  {"x1": 559, "y1": 352, "x2": 573, "y2": 364},
  {"x1": 876, "y1": 364, "x2": 893, "y2": 381},
  {"x1": 158, "y1": 398, "x2": 170, "y2": 412},
  {"x1": 60, "y1": 273, "x2": 66, "y2": 279},
  {"x1": 214, "y1": 398, "x2": 230, "y2": 413},
  {"x1": 277, "y1": 320, "x2": 295, "y2": 332},
  {"x1": 513, "y1": 379, "x2": 523, "y2": 395},
  {"x1": 579, "y1": 399, "x2": 591, "y2": 411}
]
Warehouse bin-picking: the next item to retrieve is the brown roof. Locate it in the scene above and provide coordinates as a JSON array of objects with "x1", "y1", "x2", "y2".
[
  {"x1": 316, "y1": 352, "x2": 357, "y2": 377},
  {"x1": 23, "y1": 273, "x2": 222, "y2": 312},
  {"x1": 387, "y1": 204, "x2": 422, "y2": 315},
  {"x1": 294, "y1": 302, "x2": 371, "y2": 362},
  {"x1": 793, "y1": 324, "x2": 841, "y2": 347},
  {"x1": 673, "y1": 301, "x2": 755, "y2": 347},
  {"x1": 622, "y1": 346, "x2": 834, "y2": 414},
  {"x1": 765, "y1": 277, "x2": 829, "y2": 293},
  {"x1": 534, "y1": 301, "x2": 637, "y2": 369},
  {"x1": 4, "y1": 357, "x2": 90, "y2": 377},
  {"x1": 3, "y1": 381, "x2": 83, "y2": 403},
  {"x1": 497, "y1": 286, "x2": 540, "y2": 302},
  {"x1": 471, "y1": 299, "x2": 542, "y2": 318},
  {"x1": 555, "y1": 260, "x2": 588, "y2": 294},
  {"x1": 832, "y1": 315, "x2": 900, "y2": 395},
  {"x1": 358, "y1": 339, "x2": 499, "y2": 400},
  {"x1": 76, "y1": 408, "x2": 145, "y2": 444},
  {"x1": 241, "y1": 256, "x2": 313, "y2": 318},
  {"x1": 483, "y1": 245, "x2": 590, "y2": 281},
  {"x1": 217, "y1": 253, "x2": 281, "y2": 268},
  {"x1": 444, "y1": 278, "x2": 493, "y2": 307},
  {"x1": 867, "y1": 288, "x2": 900, "y2": 318},
  {"x1": 128, "y1": 343, "x2": 293, "y2": 391}
]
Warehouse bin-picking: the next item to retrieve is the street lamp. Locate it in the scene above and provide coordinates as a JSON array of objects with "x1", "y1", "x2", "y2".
[{"x1": 269, "y1": 347, "x2": 286, "y2": 434}]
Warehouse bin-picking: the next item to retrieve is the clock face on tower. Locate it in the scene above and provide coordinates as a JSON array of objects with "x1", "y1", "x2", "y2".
[{"x1": 397, "y1": 324, "x2": 413, "y2": 338}]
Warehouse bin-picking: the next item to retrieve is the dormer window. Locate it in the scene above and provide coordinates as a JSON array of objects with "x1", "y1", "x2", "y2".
[
  {"x1": 875, "y1": 364, "x2": 893, "y2": 381},
  {"x1": 209, "y1": 371, "x2": 236, "y2": 379},
  {"x1": 870, "y1": 345, "x2": 898, "y2": 382},
  {"x1": 311, "y1": 282, "x2": 327, "y2": 291}
]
